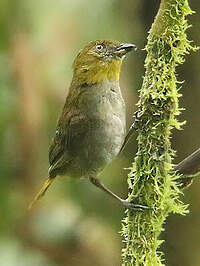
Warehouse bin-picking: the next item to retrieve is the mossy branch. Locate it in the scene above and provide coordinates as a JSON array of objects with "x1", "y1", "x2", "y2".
[{"x1": 121, "y1": 0, "x2": 196, "y2": 265}]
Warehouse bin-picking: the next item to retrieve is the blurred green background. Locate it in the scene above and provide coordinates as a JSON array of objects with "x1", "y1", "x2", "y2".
[{"x1": 0, "y1": 0, "x2": 199, "y2": 265}]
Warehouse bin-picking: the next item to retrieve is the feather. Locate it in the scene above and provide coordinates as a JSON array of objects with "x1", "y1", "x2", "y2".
[{"x1": 28, "y1": 177, "x2": 55, "y2": 210}]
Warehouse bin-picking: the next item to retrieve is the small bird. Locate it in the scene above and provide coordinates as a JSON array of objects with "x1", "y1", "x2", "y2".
[{"x1": 29, "y1": 40, "x2": 148, "y2": 210}]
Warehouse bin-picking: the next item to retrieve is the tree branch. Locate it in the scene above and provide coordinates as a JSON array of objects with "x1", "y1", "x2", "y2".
[
  {"x1": 174, "y1": 148, "x2": 200, "y2": 176},
  {"x1": 121, "y1": 0, "x2": 196, "y2": 265},
  {"x1": 174, "y1": 148, "x2": 200, "y2": 188},
  {"x1": 121, "y1": 122, "x2": 200, "y2": 188}
]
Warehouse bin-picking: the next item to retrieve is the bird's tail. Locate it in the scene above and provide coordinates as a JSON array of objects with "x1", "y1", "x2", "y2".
[{"x1": 28, "y1": 177, "x2": 55, "y2": 210}]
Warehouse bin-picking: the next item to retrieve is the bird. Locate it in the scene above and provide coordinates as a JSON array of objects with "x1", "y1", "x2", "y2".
[{"x1": 29, "y1": 40, "x2": 149, "y2": 211}]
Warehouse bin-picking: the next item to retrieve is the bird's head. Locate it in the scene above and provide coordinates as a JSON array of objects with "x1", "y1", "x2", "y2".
[{"x1": 72, "y1": 40, "x2": 136, "y2": 85}]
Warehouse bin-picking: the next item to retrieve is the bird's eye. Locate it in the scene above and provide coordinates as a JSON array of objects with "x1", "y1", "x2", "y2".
[{"x1": 96, "y1": 44, "x2": 104, "y2": 51}]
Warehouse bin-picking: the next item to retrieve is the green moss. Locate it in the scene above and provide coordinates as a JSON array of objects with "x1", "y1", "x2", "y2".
[{"x1": 121, "y1": 0, "x2": 196, "y2": 265}]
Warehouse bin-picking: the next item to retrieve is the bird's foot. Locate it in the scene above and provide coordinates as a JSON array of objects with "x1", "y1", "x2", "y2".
[{"x1": 121, "y1": 200, "x2": 151, "y2": 211}]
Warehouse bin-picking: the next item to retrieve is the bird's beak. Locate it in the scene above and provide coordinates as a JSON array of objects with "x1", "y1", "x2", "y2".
[{"x1": 115, "y1": 43, "x2": 137, "y2": 57}]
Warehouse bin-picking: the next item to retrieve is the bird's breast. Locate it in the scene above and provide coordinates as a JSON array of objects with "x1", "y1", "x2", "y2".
[{"x1": 68, "y1": 80, "x2": 126, "y2": 177}]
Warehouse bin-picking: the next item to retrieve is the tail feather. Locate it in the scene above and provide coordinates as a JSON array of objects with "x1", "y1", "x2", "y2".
[{"x1": 28, "y1": 177, "x2": 55, "y2": 210}]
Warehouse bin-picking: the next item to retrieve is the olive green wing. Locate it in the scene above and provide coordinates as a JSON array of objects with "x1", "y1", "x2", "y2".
[
  {"x1": 48, "y1": 127, "x2": 68, "y2": 177},
  {"x1": 48, "y1": 106, "x2": 73, "y2": 177},
  {"x1": 48, "y1": 112, "x2": 87, "y2": 177},
  {"x1": 49, "y1": 129, "x2": 66, "y2": 165}
]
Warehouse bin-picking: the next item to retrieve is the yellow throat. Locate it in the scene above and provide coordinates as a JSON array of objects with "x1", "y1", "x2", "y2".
[{"x1": 73, "y1": 58, "x2": 122, "y2": 84}]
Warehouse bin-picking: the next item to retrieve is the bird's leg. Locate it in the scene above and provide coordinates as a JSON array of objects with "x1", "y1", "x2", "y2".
[
  {"x1": 89, "y1": 176, "x2": 149, "y2": 211},
  {"x1": 119, "y1": 122, "x2": 136, "y2": 154}
]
